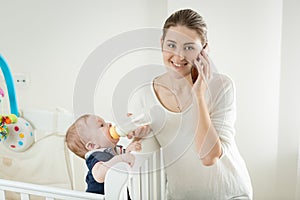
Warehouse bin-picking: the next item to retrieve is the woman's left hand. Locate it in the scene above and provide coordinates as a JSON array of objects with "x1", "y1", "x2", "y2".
[
  {"x1": 192, "y1": 49, "x2": 211, "y2": 96},
  {"x1": 126, "y1": 113, "x2": 152, "y2": 139},
  {"x1": 127, "y1": 125, "x2": 151, "y2": 139}
]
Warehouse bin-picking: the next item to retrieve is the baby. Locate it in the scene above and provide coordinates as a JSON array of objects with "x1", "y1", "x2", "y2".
[{"x1": 65, "y1": 114, "x2": 142, "y2": 195}]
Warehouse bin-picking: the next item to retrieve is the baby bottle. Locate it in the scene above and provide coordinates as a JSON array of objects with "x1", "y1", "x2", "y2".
[{"x1": 109, "y1": 111, "x2": 152, "y2": 139}]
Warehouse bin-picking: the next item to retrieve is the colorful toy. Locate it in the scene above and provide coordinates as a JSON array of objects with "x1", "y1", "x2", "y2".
[
  {"x1": 0, "y1": 55, "x2": 34, "y2": 152},
  {"x1": 2, "y1": 117, "x2": 34, "y2": 151},
  {"x1": 0, "y1": 114, "x2": 18, "y2": 140}
]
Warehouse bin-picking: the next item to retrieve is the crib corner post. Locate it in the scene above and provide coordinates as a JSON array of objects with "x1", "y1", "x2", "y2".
[{"x1": 105, "y1": 162, "x2": 130, "y2": 200}]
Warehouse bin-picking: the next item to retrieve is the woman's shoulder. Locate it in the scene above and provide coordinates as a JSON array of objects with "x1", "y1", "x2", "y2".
[
  {"x1": 210, "y1": 72, "x2": 235, "y2": 90},
  {"x1": 211, "y1": 72, "x2": 234, "y2": 83}
]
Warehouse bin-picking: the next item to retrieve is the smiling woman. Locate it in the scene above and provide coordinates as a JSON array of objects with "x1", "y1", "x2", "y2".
[{"x1": 128, "y1": 8, "x2": 253, "y2": 200}]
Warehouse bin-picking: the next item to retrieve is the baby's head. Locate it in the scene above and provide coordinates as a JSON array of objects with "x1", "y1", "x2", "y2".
[{"x1": 65, "y1": 114, "x2": 119, "y2": 159}]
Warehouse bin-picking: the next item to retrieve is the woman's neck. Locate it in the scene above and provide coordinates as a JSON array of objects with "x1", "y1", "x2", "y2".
[
  {"x1": 162, "y1": 73, "x2": 193, "y2": 93},
  {"x1": 154, "y1": 73, "x2": 194, "y2": 112}
]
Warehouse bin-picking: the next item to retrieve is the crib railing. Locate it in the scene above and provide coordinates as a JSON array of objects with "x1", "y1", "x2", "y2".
[
  {"x1": 0, "y1": 162, "x2": 131, "y2": 200},
  {"x1": 0, "y1": 150, "x2": 165, "y2": 200},
  {"x1": 0, "y1": 178, "x2": 104, "y2": 200}
]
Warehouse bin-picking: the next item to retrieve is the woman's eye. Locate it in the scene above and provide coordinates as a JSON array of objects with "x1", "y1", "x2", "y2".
[
  {"x1": 167, "y1": 43, "x2": 176, "y2": 48},
  {"x1": 184, "y1": 46, "x2": 194, "y2": 51}
]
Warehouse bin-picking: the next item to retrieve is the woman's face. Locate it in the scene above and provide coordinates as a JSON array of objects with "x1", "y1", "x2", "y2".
[{"x1": 161, "y1": 25, "x2": 203, "y2": 78}]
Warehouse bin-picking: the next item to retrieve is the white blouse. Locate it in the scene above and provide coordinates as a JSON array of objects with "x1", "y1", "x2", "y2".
[{"x1": 128, "y1": 73, "x2": 253, "y2": 200}]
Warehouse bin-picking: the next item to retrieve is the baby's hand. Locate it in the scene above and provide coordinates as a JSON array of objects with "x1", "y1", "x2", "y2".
[
  {"x1": 126, "y1": 141, "x2": 142, "y2": 153},
  {"x1": 121, "y1": 152, "x2": 135, "y2": 167}
]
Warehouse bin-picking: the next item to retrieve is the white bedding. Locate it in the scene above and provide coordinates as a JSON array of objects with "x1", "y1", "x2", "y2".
[{"x1": 0, "y1": 109, "x2": 75, "y2": 199}]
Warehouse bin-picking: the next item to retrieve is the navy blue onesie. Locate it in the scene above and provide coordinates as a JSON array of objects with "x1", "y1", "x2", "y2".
[{"x1": 85, "y1": 149, "x2": 114, "y2": 194}]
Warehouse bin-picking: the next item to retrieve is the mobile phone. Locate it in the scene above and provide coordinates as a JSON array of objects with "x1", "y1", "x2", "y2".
[
  {"x1": 191, "y1": 66, "x2": 198, "y2": 84},
  {"x1": 191, "y1": 43, "x2": 208, "y2": 84}
]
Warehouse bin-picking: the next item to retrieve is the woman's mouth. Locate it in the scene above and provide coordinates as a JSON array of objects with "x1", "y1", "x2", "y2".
[{"x1": 171, "y1": 61, "x2": 188, "y2": 69}]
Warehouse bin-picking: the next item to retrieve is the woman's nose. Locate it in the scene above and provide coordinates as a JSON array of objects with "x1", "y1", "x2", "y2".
[
  {"x1": 173, "y1": 49, "x2": 185, "y2": 60},
  {"x1": 173, "y1": 52, "x2": 185, "y2": 61}
]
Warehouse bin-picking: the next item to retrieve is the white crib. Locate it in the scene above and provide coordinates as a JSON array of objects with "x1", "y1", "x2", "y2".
[
  {"x1": 0, "y1": 162, "x2": 134, "y2": 200},
  {"x1": 0, "y1": 109, "x2": 165, "y2": 200},
  {"x1": 0, "y1": 152, "x2": 164, "y2": 200}
]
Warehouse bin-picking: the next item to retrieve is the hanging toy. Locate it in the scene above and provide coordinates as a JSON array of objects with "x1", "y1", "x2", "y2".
[
  {"x1": 2, "y1": 117, "x2": 34, "y2": 151},
  {"x1": 0, "y1": 113, "x2": 18, "y2": 140},
  {"x1": 0, "y1": 88, "x2": 12, "y2": 140},
  {"x1": 0, "y1": 55, "x2": 34, "y2": 152}
]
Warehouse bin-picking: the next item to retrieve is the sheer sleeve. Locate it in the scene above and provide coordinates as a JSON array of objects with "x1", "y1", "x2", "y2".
[{"x1": 208, "y1": 74, "x2": 237, "y2": 158}]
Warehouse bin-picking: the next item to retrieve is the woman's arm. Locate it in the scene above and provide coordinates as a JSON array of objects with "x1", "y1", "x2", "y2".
[
  {"x1": 194, "y1": 95, "x2": 222, "y2": 166},
  {"x1": 193, "y1": 75, "x2": 236, "y2": 166},
  {"x1": 192, "y1": 50, "x2": 227, "y2": 166}
]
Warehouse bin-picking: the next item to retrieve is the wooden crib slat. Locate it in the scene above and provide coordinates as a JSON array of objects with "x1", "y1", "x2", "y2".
[
  {"x1": 160, "y1": 147, "x2": 166, "y2": 200},
  {"x1": 142, "y1": 159, "x2": 149, "y2": 200},
  {"x1": 0, "y1": 189, "x2": 5, "y2": 199},
  {"x1": 20, "y1": 193, "x2": 30, "y2": 200}
]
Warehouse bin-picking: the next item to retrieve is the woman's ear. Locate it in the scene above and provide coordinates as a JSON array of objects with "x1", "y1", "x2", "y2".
[{"x1": 160, "y1": 37, "x2": 164, "y2": 50}]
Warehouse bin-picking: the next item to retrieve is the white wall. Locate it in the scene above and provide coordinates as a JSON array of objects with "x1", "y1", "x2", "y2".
[
  {"x1": 0, "y1": 0, "x2": 167, "y2": 112},
  {"x1": 1, "y1": 0, "x2": 299, "y2": 199},
  {"x1": 276, "y1": 0, "x2": 300, "y2": 199}
]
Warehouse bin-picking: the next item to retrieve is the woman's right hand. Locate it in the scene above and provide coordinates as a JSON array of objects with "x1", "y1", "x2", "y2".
[{"x1": 192, "y1": 46, "x2": 211, "y2": 96}]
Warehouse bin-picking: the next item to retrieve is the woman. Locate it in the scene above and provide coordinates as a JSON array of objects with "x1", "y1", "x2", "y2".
[{"x1": 128, "y1": 9, "x2": 253, "y2": 199}]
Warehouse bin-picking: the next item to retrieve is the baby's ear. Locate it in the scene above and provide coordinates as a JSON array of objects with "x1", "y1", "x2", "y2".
[{"x1": 85, "y1": 142, "x2": 100, "y2": 150}]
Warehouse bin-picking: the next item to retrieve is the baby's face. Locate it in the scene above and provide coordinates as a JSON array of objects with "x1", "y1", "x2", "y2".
[{"x1": 85, "y1": 115, "x2": 119, "y2": 149}]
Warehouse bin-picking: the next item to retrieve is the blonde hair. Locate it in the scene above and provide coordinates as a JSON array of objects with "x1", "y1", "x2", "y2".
[
  {"x1": 65, "y1": 114, "x2": 90, "y2": 159},
  {"x1": 162, "y1": 9, "x2": 208, "y2": 45}
]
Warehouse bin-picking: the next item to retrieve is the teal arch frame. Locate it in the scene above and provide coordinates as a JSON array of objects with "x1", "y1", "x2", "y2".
[{"x1": 0, "y1": 55, "x2": 19, "y2": 116}]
